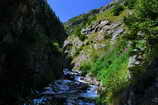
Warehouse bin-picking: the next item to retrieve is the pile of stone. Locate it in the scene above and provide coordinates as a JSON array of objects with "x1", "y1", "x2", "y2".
[
  {"x1": 81, "y1": 20, "x2": 110, "y2": 35},
  {"x1": 81, "y1": 20, "x2": 124, "y2": 41}
]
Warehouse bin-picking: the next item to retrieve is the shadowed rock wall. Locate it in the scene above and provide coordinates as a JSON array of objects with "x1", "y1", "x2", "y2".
[{"x1": 0, "y1": 0, "x2": 66, "y2": 104}]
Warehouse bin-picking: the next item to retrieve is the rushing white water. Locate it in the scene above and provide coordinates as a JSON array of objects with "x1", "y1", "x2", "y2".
[
  {"x1": 80, "y1": 85, "x2": 99, "y2": 99},
  {"x1": 23, "y1": 68, "x2": 100, "y2": 105}
]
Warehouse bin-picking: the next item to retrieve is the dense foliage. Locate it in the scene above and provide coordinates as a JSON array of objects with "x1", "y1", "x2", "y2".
[
  {"x1": 124, "y1": 0, "x2": 158, "y2": 58},
  {"x1": 112, "y1": 3, "x2": 124, "y2": 16},
  {"x1": 137, "y1": 0, "x2": 158, "y2": 19},
  {"x1": 123, "y1": 0, "x2": 137, "y2": 8}
]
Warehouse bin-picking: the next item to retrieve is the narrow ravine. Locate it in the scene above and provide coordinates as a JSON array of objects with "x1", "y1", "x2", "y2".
[{"x1": 23, "y1": 69, "x2": 100, "y2": 105}]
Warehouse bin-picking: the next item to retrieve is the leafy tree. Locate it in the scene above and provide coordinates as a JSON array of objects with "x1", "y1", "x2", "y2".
[
  {"x1": 112, "y1": 4, "x2": 124, "y2": 16},
  {"x1": 123, "y1": 0, "x2": 137, "y2": 9},
  {"x1": 136, "y1": 0, "x2": 158, "y2": 19}
]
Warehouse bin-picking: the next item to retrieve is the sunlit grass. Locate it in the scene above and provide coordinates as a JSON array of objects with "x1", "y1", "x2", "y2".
[
  {"x1": 96, "y1": 9, "x2": 128, "y2": 22},
  {"x1": 80, "y1": 39, "x2": 130, "y2": 104}
]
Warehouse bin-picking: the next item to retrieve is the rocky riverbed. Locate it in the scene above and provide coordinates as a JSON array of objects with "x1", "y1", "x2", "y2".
[{"x1": 23, "y1": 69, "x2": 100, "y2": 105}]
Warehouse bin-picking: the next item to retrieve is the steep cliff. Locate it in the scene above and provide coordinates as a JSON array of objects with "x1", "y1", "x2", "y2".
[
  {"x1": 0, "y1": 0, "x2": 66, "y2": 104},
  {"x1": 64, "y1": 0, "x2": 158, "y2": 105}
]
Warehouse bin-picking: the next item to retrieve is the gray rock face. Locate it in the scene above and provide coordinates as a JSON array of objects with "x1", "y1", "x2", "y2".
[
  {"x1": 81, "y1": 20, "x2": 110, "y2": 35},
  {"x1": 65, "y1": 20, "x2": 125, "y2": 69},
  {"x1": 111, "y1": 28, "x2": 124, "y2": 40},
  {"x1": 81, "y1": 20, "x2": 123, "y2": 34},
  {"x1": 64, "y1": 37, "x2": 84, "y2": 57},
  {"x1": 81, "y1": 20, "x2": 124, "y2": 43},
  {"x1": 81, "y1": 28, "x2": 93, "y2": 35},
  {"x1": 128, "y1": 55, "x2": 139, "y2": 68},
  {"x1": 111, "y1": 22, "x2": 122, "y2": 28},
  {"x1": 128, "y1": 48, "x2": 145, "y2": 75}
]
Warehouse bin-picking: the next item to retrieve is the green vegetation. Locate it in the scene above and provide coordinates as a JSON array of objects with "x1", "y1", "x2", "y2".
[
  {"x1": 64, "y1": 0, "x2": 158, "y2": 105},
  {"x1": 4, "y1": 0, "x2": 158, "y2": 104},
  {"x1": 137, "y1": 0, "x2": 158, "y2": 19},
  {"x1": 120, "y1": 0, "x2": 158, "y2": 104},
  {"x1": 112, "y1": 4, "x2": 124, "y2": 16},
  {"x1": 80, "y1": 39, "x2": 130, "y2": 105},
  {"x1": 123, "y1": 0, "x2": 137, "y2": 9},
  {"x1": 65, "y1": 2, "x2": 128, "y2": 40},
  {"x1": 64, "y1": 12, "x2": 96, "y2": 40},
  {"x1": 64, "y1": 2, "x2": 131, "y2": 104},
  {"x1": 124, "y1": 0, "x2": 158, "y2": 60}
]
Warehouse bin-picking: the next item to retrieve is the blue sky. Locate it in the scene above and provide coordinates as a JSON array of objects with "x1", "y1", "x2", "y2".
[{"x1": 48, "y1": 0, "x2": 112, "y2": 22}]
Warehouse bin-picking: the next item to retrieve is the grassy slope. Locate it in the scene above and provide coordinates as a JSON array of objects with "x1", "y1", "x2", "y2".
[
  {"x1": 65, "y1": 4, "x2": 132, "y2": 104},
  {"x1": 65, "y1": 0, "x2": 158, "y2": 105},
  {"x1": 80, "y1": 39, "x2": 130, "y2": 105}
]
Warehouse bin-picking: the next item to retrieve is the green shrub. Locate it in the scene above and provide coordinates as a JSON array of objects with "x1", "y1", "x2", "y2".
[
  {"x1": 136, "y1": 0, "x2": 158, "y2": 19},
  {"x1": 112, "y1": 4, "x2": 124, "y2": 16},
  {"x1": 123, "y1": 0, "x2": 137, "y2": 9}
]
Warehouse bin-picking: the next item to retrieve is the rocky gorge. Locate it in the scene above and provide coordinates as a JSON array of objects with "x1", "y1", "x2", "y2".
[
  {"x1": 64, "y1": 19, "x2": 125, "y2": 69},
  {"x1": 63, "y1": 0, "x2": 158, "y2": 104},
  {"x1": 0, "y1": 0, "x2": 158, "y2": 105}
]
